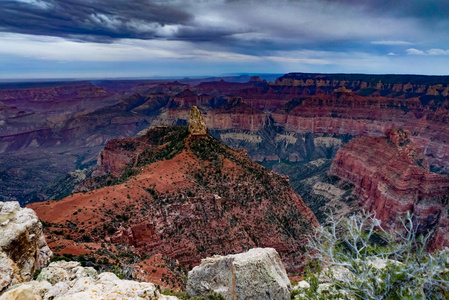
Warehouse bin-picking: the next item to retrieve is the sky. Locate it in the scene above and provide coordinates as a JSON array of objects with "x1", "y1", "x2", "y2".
[{"x1": 0, "y1": 0, "x2": 448, "y2": 79}]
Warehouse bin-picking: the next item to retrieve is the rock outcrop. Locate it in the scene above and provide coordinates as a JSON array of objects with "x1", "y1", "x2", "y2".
[
  {"x1": 330, "y1": 129, "x2": 449, "y2": 248},
  {"x1": 30, "y1": 125, "x2": 318, "y2": 279},
  {"x1": 188, "y1": 106, "x2": 208, "y2": 135},
  {"x1": 187, "y1": 248, "x2": 291, "y2": 300},
  {"x1": 0, "y1": 261, "x2": 178, "y2": 300},
  {"x1": 0, "y1": 202, "x2": 52, "y2": 294}
]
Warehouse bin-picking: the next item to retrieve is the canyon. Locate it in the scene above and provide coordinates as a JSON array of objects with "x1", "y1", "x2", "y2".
[
  {"x1": 27, "y1": 109, "x2": 318, "y2": 288},
  {"x1": 1, "y1": 72, "x2": 449, "y2": 250},
  {"x1": 330, "y1": 128, "x2": 449, "y2": 248}
]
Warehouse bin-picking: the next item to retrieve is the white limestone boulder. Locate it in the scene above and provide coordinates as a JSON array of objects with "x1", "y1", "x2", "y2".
[
  {"x1": 0, "y1": 280, "x2": 51, "y2": 300},
  {"x1": 187, "y1": 248, "x2": 291, "y2": 300},
  {"x1": 0, "y1": 202, "x2": 52, "y2": 294},
  {"x1": 37, "y1": 261, "x2": 98, "y2": 285},
  {"x1": 1, "y1": 261, "x2": 178, "y2": 300}
]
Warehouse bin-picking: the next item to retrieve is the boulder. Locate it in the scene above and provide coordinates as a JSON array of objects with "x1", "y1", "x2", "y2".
[
  {"x1": 0, "y1": 202, "x2": 52, "y2": 294},
  {"x1": 0, "y1": 280, "x2": 51, "y2": 300},
  {"x1": 187, "y1": 248, "x2": 291, "y2": 300},
  {"x1": 36, "y1": 261, "x2": 97, "y2": 285}
]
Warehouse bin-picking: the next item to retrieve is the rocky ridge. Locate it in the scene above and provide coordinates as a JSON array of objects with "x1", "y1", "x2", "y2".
[
  {"x1": 3, "y1": 74, "x2": 449, "y2": 248},
  {"x1": 0, "y1": 200, "x2": 305, "y2": 300},
  {"x1": 3, "y1": 73, "x2": 449, "y2": 205},
  {"x1": 1, "y1": 248, "x2": 295, "y2": 300},
  {"x1": 29, "y1": 107, "x2": 318, "y2": 287}
]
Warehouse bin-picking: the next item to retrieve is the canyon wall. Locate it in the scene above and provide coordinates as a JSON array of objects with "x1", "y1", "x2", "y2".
[
  {"x1": 2, "y1": 73, "x2": 449, "y2": 205},
  {"x1": 330, "y1": 129, "x2": 449, "y2": 248}
]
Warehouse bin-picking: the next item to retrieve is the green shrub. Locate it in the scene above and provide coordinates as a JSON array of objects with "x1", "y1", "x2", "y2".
[{"x1": 296, "y1": 211, "x2": 449, "y2": 300}]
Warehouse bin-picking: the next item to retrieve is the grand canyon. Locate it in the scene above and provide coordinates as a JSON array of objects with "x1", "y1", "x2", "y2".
[
  {"x1": 2, "y1": 72, "x2": 449, "y2": 234},
  {"x1": 1, "y1": 72, "x2": 449, "y2": 298},
  {"x1": 2, "y1": 0, "x2": 449, "y2": 298}
]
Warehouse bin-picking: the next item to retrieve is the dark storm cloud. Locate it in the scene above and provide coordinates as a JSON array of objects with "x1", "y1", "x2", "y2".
[
  {"x1": 0, "y1": 0, "x2": 447, "y2": 51},
  {"x1": 1, "y1": 0, "x2": 449, "y2": 77},
  {"x1": 0, "y1": 0, "x2": 193, "y2": 41}
]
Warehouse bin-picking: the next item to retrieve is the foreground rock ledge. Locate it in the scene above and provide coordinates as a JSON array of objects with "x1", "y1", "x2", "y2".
[
  {"x1": 187, "y1": 248, "x2": 291, "y2": 300},
  {"x1": 0, "y1": 202, "x2": 52, "y2": 294},
  {"x1": 0, "y1": 261, "x2": 178, "y2": 300}
]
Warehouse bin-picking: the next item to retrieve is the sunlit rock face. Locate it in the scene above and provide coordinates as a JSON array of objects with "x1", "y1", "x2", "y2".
[
  {"x1": 188, "y1": 106, "x2": 208, "y2": 136},
  {"x1": 187, "y1": 248, "x2": 291, "y2": 300},
  {"x1": 0, "y1": 202, "x2": 52, "y2": 294}
]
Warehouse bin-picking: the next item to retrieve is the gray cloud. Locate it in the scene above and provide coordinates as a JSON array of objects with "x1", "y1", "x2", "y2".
[
  {"x1": 322, "y1": 0, "x2": 449, "y2": 20},
  {"x1": 0, "y1": 0, "x2": 447, "y2": 56},
  {"x1": 0, "y1": 0, "x2": 193, "y2": 41}
]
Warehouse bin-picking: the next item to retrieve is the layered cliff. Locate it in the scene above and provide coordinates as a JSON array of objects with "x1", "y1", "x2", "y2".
[
  {"x1": 329, "y1": 129, "x2": 449, "y2": 248},
  {"x1": 270, "y1": 92, "x2": 449, "y2": 173},
  {"x1": 29, "y1": 108, "x2": 318, "y2": 280},
  {"x1": 3, "y1": 73, "x2": 449, "y2": 206},
  {"x1": 274, "y1": 73, "x2": 449, "y2": 100}
]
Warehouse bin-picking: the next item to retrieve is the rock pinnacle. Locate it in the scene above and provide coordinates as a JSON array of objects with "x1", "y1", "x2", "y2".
[{"x1": 189, "y1": 106, "x2": 208, "y2": 135}]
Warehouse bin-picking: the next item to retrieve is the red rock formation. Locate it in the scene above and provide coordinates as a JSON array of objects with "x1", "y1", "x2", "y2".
[
  {"x1": 153, "y1": 81, "x2": 189, "y2": 95},
  {"x1": 173, "y1": 89, "x2": 202, "y2": 108},
  {"x1": 235, "y1": 86, "x2": 301, "y2": 110},
  {"x1": 330, "y1": 129, "x2": 449, "y2": 248},
  {"x1": 273, "y1": 73, "x2": 449, "y2": 98},
  {"x1": 206, "y1": 98, "x2": 268, "y2": 131},
  {"x1": 193, "y1": 79, "x2": 253, "y2": 96},
  {"x1": 0, "y1": 83, "x2": 107, "y2": 103},
  {"x1": 270, "y1": 93, "x2": 449, "y2": 172},
  {"x1": 30, "y1": 123, "x2": 318, "y2": 274},
  {"x1": 4, "y1": 73, "x2": 449, "y2": 205}
]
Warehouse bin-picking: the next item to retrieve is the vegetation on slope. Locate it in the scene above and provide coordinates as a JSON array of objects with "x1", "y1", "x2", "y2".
[{"x1": 293, "y1": 212, "x2": 449, "y2": 299}]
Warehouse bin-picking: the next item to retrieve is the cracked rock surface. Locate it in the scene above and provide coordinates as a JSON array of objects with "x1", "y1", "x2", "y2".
[{"x1": 0, "y1": 201, "x2": 52, "y2": 294}]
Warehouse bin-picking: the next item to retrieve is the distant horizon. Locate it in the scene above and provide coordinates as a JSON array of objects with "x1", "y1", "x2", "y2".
[
  {"x1": 2, "y1": 71, "x2": 449, "y2": 84},
  {"x1": 0, "y1": 73, "x2": 277, "y2": 83}
]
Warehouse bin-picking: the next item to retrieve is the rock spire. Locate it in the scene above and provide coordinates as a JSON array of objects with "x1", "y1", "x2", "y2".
[{"x1": 188, "y1": 106, "x2": 208, "y2": 135}]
